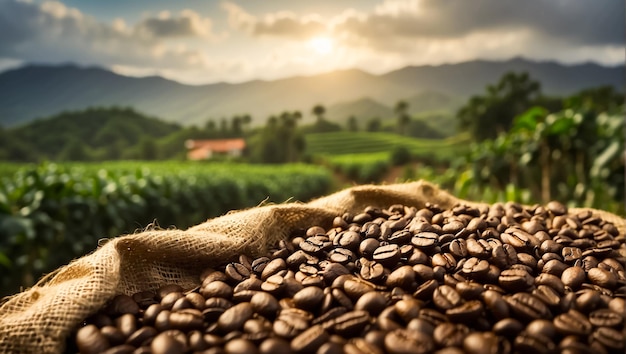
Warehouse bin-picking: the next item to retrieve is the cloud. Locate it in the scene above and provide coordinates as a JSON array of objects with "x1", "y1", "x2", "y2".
[
  {"x1": 136, "y1": 9, "x2": 214, "y2": 38},
  {"x1": 0, "y1": 0, "x2": 214, "y2": 70},
  {"x1": 222, "y1": 2, "x2": 327, "y2": 39},
  {"x1": 224, "y1": 0, "x2": 623, "y2": 53}
]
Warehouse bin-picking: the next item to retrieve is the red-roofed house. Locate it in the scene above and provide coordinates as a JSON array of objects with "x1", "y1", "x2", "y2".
[{"x1": 185, "y1": 138, "x2": 246, "y2": 160}]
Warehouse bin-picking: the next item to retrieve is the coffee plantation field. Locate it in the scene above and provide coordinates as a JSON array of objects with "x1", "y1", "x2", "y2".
[
  {"x1": 305, "y1": 131, "x2": 469, "y2": 161},
  {"x1": 0, "y1": 161, "x2": 333, "y2": 295}
]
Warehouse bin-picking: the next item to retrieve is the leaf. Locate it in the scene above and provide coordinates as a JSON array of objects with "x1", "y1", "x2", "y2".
[
  {"x1": 590, "y1": 141, "x2": 620, "y2": 178},
  {"x1": 512, "y1": 106, "x2": 548, "y2": 132}
]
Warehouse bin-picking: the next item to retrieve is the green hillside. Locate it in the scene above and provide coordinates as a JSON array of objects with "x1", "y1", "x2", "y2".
[{"x1": 305, "y1": 131, "x2": 469, "y2": 160}]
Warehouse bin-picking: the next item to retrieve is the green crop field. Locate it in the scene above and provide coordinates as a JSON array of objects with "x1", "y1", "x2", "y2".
[
  {"x1": 0, "y1": 161, "x2": 333, "y2": 295},
  {"x1": 305, "y1": 132, "x2": 469, "y2": 160}
]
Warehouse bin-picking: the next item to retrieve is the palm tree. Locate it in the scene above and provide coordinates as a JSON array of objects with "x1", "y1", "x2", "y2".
[
  {"x1": 312, "y1": 104, "x2": 326, "y2": 123},
  {"x1": 395, "y1": 100, "x2": 410, "y2": 134}
]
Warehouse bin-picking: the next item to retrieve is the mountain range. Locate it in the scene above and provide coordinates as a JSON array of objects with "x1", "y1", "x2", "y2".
[{"x1": 0, "y1": 57, "x2": 622, "y2": 127}]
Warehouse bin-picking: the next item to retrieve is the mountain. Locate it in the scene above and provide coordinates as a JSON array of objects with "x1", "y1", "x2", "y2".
[{"x1": 0, "y1": 58, "x2": 622, "y2": 127}]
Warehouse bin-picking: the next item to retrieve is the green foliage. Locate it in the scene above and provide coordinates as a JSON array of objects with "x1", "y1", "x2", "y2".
[
  {"x1": 366, "y1": 117, "x2": 382, "y2": 132},
  {"x1": 300, "y1": 119, "x2": 343, "y2": 134},
  {"x1": 325, "y1": 153, "x2": 391, "y2": 184},
  {"x1": 458, "y1": 72, "x2": 542, "y2": 141},
  {"x1": 249, "y1": 111, "x2": 306, "y2": 163},
  {"x1": 390, "y1": 146, "x2": 412, "y2": 166},
  {"x1": 0, "y1": 161, "x2": 332, "y2": 295},
  {"x1": 305, "y1": 131, "x2": 468, "y2": 162},
  {"x1": 463, "y1": 106, "x2": 624, "y2": 213}
]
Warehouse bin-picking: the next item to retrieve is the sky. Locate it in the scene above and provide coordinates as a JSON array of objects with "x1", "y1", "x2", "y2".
[{"x1": 0, "y1": 0, "x2": 623, "y2": 85}]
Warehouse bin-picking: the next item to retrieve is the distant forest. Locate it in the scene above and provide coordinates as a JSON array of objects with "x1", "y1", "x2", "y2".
[{"x1": 0, "y1": 72, "x2": 622, "y2": 164}]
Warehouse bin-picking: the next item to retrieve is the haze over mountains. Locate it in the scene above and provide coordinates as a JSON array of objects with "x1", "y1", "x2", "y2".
[{"x1": 0, "y1": 57, "x2": 622, "y2": 127}]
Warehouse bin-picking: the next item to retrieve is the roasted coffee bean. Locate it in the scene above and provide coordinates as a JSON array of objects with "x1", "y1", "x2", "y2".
[
  {"x1": 561, "y1": 266, "x2": 586, "y2": 289},
  {"x1": 333, "y1": 231, "x2": 362, "y2": 251},
  {"x1": 482, "y1": 290, "x2": 510, "y2": 320},
  {"x1": 372, "y1": 244, "x2": 401, "y2": 267},
  {"x1": 462, "y1": 257, "x2": 490, "y2": 277},
  {"x1": 359, "y1": 259, "x2": 385, "y2": 282},
  {"x1": 588, "y1": 267, "x2": 617, "y2": 289},
  {"x1": 75, "y1": 201, "x2": 626, "y2": 354},
  {"x1": 330, "y1": 310, "x2": 370, "y2": 337},
  {"x1": 532, "y1": 285, "x2": 561, "y2": 308},
  {"x1": 554, "y1": 309, "x2": 593, "y2": 336},
  {"x1": 591, "y1": 327, "x2": 625, "y2": 350},
  {"x1": 433, "y1": 323, "x2": 470, "y2": 348},
  {"x1": 385, "y1": 265, "x2": 416, "y2": 290},
  {"x1": 589, "y1": 308, "x2": 623, "y2": 327},
  {"x1": 384, "y1": 329, "x2": 434, "y2": 354},
  {"x1": 411, "y1": 232, "x2": 439, "y2": 250},
  {"x1": 505, "y1": 293, "x2": 552, "y2": 322},
  {"x1": 432, "y1": 285, "x2": 462, "y2": 310},
  {"x1": 463, "y1": 332, "x2": 510, "y2": 354},
  {"x1": 514, "y1": 331, "x2": 556, "y2": 354},
  {"x1": 446, "y1": 300, "x2": 483, "y2": 323},
  {"x1": 492, "y1": 318, "x2": 524, "y2": 338},
  {"x1": 455, "y1": 281, "x2": 484, "y2": 300},
  {"x1": 76, "y1": 325, "x2": 110, "y2": 354},
  {"x1": 499, "y1": 268, "x2": 534, "y2": 292},
  {"x1": 293, "y1": 286, "x2": 324, "y2": 311},
  {"x1": 218, "y1": 302, "x2": 253, "y2": 332}
]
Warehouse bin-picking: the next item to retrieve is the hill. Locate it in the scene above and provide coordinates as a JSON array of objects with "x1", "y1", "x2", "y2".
[
  {"x1": 0, "y1": 58, "x2": 622, "y2": 127},
  {"x1": 1, "y1": 107, "x2": 183, "y2": 160}
]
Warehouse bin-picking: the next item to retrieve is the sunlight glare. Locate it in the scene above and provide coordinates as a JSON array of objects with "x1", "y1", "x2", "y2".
[{"x1": 309, "y1": 37, "x2": 334, "y2": 55}]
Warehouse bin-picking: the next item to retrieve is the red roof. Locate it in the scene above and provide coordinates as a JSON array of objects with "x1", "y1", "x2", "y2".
[{"x1": 185, "y1": 139, "x2": 246, "y2": 152}]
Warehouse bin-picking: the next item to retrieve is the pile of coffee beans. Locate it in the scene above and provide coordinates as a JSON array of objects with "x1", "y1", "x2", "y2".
[{"x1": 70, "y1": 201, "x2": 626, "y2": 354}]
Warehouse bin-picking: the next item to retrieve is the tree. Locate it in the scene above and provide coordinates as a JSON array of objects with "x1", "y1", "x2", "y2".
[
  {"x1": 347, "y1": 116, "x2": 359, "y2": 132},
  {"x1": 394, "y1": 100, "x2": 411, "y2": 134},
  {"x1": 312, "y1": 104, "x2": 326, "y2": 123},
  {"x1": 366, "y1": 117, "x2": 382, "y2": 132},
  {"x1": 458, "y1": 72, "x2": 541, "y2": 141},
  {"x1": 139, "y1": 137, "x2": 157, "y2": 160},
  {"x1": 58, "y1": 138, "x2": 89, "y2": 161}
]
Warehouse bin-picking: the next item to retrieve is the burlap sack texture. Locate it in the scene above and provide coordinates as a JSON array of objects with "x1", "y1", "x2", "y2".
[{"x1": 0, "y1": 181, "x2": 624, "y2": 353}]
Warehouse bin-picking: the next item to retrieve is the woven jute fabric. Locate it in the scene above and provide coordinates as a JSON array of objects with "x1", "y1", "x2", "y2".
[{"x1": 0, "y1": 181, "x2": 624, "y2": 353}]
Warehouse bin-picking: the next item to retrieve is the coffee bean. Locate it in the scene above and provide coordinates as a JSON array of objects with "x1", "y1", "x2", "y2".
[
  {"x1": 201, "y1": 281, "x2": 233, "y2": 299},
  {"x1": 482, "y1": 290, "x2": 510, "y2": 320},
  {"x1": 446, "y1": 300, "x2": 483, "y2": 323},
  {"x1": 333, "y1": 231, "x2": 362, "y2": 251},
  {"x1": 505, "y1": 293, "x2": 552, "y2": 322},
  {"x1": 589, "y1": 308, "x2": 623, "y2": 327},
  {"x1": 330, "y1": 310, "x2": 370, "y2": 337},
  {"x1": 290, "y1": 324, "x2": 329, "y2": 353},
  {"x1": 372, "y1": 244, "x2": 401, "y2": 267},
  {"x1": 431, "y1": 253, "x2": 457, "y2": 271},
  {"x1": 385, "y1": 265, "x2": 416, "y2": 290},
  {"x1": 588, "y1": 267, "x2": 617, "y2": 289},
  {"x1": 359, "y1": 259, "x2": 385, "y2": 282},
  {"x1": 76, "y1": 325, "x2": 110, "y2": 354},
  {"x1": 514, "y1": 331, "x2": 556, "y2": 354},
  {"x1": 411, "y1": 232, "x2": 439, "y2": 250},
  {"x1": 432, "y1": 285, "x2": 462, "y2": 310},
  {"x1": 100, "y1": 326, "x2": 125, "y2": 347},
  {"x1": 293, "y1": 286, "x2": 324, "y2": 311},
  {"x1": 259, "y1": 337, "x2": 292, "y2": 354},
  {"x1": 463, "y1": 332, "x2": 510, "y2": 354},
  {"x1": 561, "y1": 266, "x2": 586, "y2": 289},
  {"x1": 433, "y1": 322, "x2": 469, "y2": 347},
  {"x1": 150, "y1": 332, "x2": 185, "y2": 354},
  {"x1": 225, "y1": 262, "x2": 251, "y2": 282},
  {"x1": 499, "y1": 268, "x2": 534, "y2": 292},
  {"x1": 394, "y1": 298, "x2": 422, "y2": 323},
  {"x1": 224, "y1": 338, "x2": 258, "y2": 354},
  {"x1": 547, "y1": 201, "x2": 567, "y2": 215},
  {"x1": 344, "y1": 338, "x2": 383, "y2": 354},
  {"x1": 455, "y1": 281, "x2": 484, "y2": 300},
  {"x1": 218, "y1": 302, "x2": 254, "y2": 333},
  {"x1": 384, "y1": 329, "x2": 434, "y2": 354},
  {"x1": 532, "y1": 285, "x2": 561, "y2": 308},
  {"x1": 554, "y1": 309, "x2": 593, "y2": 336},
  {"x1": 462, "y1": 257, "x2": 490, "y2": 277},
  {"x1": 591, "y1": 327, "x2": 625, "y2": 350},
  {"x1": 300, "y1": 236, "x2": 332, "y2": 255},
  {"x1": 493, "y1": 318, "x2": 524, "y2": 338}
]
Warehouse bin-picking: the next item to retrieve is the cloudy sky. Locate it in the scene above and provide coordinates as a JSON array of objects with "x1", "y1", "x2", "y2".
[{"x1": 0, "y1": 0, "x2": 623, "y2": 84}]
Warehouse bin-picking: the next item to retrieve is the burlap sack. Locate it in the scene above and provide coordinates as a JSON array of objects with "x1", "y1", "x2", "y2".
[{"x1": 0, "y1": 181, "x2": 624, "y2": 353}]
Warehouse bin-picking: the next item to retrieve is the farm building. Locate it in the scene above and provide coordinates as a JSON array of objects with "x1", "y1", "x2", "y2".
[{"x1": 185, "y1": 138, "x2": 246, "y2": 160}]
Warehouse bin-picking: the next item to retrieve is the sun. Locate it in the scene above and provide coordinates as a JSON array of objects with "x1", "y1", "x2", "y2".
[{"x1": 308, "y1": 36, "x2": 334, "y2": 55}]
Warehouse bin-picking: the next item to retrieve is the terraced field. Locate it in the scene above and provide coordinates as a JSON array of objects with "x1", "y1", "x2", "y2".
[{"x1": 305, "y1": 131, "x2": 469, "y2": 160}]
